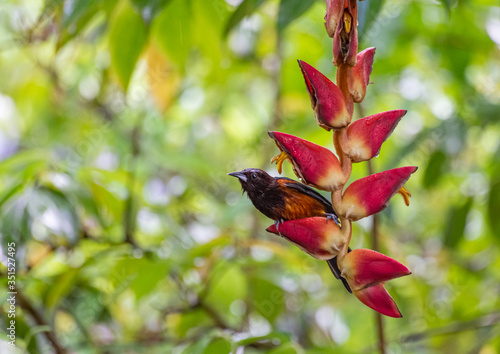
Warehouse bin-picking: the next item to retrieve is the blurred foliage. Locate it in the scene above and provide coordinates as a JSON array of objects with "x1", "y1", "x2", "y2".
[{"x1": 0, "y1": 0, "x2": 500, "y2": 353}]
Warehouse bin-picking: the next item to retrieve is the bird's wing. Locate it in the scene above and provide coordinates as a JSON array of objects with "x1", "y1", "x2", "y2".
[
  {"x1": 276, "y1": 177, "x2": 351, "y2": 293},
  {"x1": 277, "y1": 177, "x2": 335, "y2": 214}
]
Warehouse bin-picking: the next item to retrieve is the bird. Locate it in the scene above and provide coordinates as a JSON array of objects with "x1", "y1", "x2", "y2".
[{"x1": 228, "y1": 168, "x2": 351, "y2": 293}]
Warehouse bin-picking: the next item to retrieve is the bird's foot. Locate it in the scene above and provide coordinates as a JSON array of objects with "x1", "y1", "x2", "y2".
[
  {"x1": 274, "y1": 219, "x2": 285, "y2": 237},
  {"x1": 325, "y1": 213, "x2": 341, "y2": 227}
]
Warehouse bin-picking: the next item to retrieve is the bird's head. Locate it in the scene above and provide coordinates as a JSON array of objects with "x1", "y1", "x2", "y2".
[{"x1": 228, "y1": 168, "x2": 275, "y2": 194}]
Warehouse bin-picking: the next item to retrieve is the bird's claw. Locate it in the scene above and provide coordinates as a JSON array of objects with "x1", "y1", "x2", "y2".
[
  {"x1": 325, "y1": 213, "x2": 341, "y2": 227},
  {"x1": 274, "y1": 219, "x2": 285, "y2": 237}
]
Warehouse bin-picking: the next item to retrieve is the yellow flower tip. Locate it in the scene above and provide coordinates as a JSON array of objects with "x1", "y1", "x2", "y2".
[
  {"x1": 343, "y1": 12, "x2": 352, "y2": 34},
  {"x1": 271, "y1": 150, "x2": 290, "y2": 174},
  {"x1": 397, "y1": 187, "x2": 411, "y2": 206}
]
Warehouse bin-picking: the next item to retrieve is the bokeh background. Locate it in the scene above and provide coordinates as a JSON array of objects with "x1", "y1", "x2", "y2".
[{"x1": 1, "y1": 0, "x2": 500, "y2": 353}]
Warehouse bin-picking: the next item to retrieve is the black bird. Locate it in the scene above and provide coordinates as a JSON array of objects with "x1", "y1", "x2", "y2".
[{"x1": 228, "y1": 168, "x2": 351, "y2": 293}]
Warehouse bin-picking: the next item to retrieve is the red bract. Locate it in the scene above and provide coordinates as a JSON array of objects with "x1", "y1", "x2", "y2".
[
  {"x1": 297, "y1": 60, "x2": 350, "y2": 130},
  {"x1": 341, "y1": 249, "x2": 411, "y2": 289},
  {"x1": 269, "y1": 131, "x2": 345, "y2": 191},
  {"x1": 342, "y1": 109, "x2": 407, "y2": 162},
  {"x1": 340, "y1": 249, "x2": 410, "y2": 318},
  {"x1": 339, "y1": 166, "x2": 418, "y2": 221},
  {"x1": 353, "y1": 283, "x2": 402, "y2": 318},
  {"x1": 350, "y1": 47, "x2": 375, "y2": 102},
  {"x1": 266, "y1": 217, "x2": 347, "y2": 260},
  {"x1": 324, "y1": 0, "x2": 343, "y2": 37},
  {"x1": 332, "y1": 0, "x2": 358, "y2": 66}
]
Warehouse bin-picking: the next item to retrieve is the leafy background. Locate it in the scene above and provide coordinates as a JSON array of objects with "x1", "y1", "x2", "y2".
[{"x1": 1, "y1": 0, "x2": 500, "y2": 352}]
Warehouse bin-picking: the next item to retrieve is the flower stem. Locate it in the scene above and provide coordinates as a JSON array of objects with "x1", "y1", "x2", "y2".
[
  {"x1": 334, "y1": 128, "x2": 352, "y2": 183},
  {"x1": 336, "y1": 64, "x2": 354, "y2": 116},
  {"x1": 332, "y1": 59, "x2": 354, "y2": 261}
]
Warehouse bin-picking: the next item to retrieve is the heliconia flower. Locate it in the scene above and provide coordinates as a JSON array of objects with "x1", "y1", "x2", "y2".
[
  {"x1": 269, "y1": 131, "x2": 345, "y2": 191},
  {"x1": 324, "y1": 0, "x2": 343, "y2": 37},
  {"x1": 350, "y1": 47, "x2": 376, "y2": 102},
  {"x1": 332, "y1": 0, "x2": 358, "y2": 66},
  {"x1": 266, "y1": 217, "x2": 348, "y2": 260},
  {"x1": 339, "y1": 166, "x2": 418, "y2": 221},
  {"x1": 341, "y1": 249, "x2": 411, "y2": 289},
  {"x1": 297, "y1": 60, "x2": 350, "y2": 130},
  {"x1": 353, "y1": 283, "x2": 402, "y2": 318},
  {"x1": 340, "y1": 249, "x2": 411, "y2": 317},
  {"x1": 341, "y1": 109, "x2": 407, "y2": 163}
]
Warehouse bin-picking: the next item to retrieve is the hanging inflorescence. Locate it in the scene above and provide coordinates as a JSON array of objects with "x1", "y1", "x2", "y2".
[{"x1": 265, "y1": 0, "x2": 417, "y2": 318}]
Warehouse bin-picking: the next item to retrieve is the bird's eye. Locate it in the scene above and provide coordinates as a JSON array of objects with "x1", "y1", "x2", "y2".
[{"x1": 251, "y1": 173, "x2": 258, "y2": 180}]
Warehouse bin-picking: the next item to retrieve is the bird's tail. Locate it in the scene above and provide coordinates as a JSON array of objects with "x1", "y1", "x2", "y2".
[{"x1": 326, "y1": 249, "x2": 352, "y2": 293}]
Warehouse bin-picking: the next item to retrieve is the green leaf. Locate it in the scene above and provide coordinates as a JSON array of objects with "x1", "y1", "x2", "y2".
[
  {"x1": 188, "y1": 236, "x2": 232, "y2": 259},
  {"x1": 110, "y1": 257, "x2": 169, "y2": 300},
  {"x1": 192, "y1": 0, "x2": 229, "y2": 64},
  {"x1": 0, "y1": 181, "x2": 24, "y2": 209},
  {"x1": 72, "y1": 187, "x2": 108, "y2": 229},
  {"x1": 68, "y1": 288, "x2": 106, "y2": 326},
  {"x1": 269, "y1": 342, "x2": 299, "y2": 354},
  {"x1": 423, "y1": 150, "x2": 447, "y2": 189},
  {"x1": 204, "y1": 265, "x2": 248, "y2": 324},
  {"x1": 45, "y1": 268, "x2": 79, "y2": 309},
  {"x1": 130, "y1": 0, "x2": 172, "y2": 23},
  {"x1": 167, "y1": 309, "x2": 213, "y2": 339},
  {"x1": 0, "y1": 150, "x2": 48, "y2": 181},
  {"x1": 152, "y1": 0, "x2": 192, "y2": 70},
  {"x1": 277, "y1": 0, "x2": 316, "y2": 33},
  {"x1": 203, "y1": 337, "x2": 232, "y2": 354},
  {"x1": 108, "y1": 0, "x2": 149, "y2": 91},
  {"x1": 130, "y1": 260, "x2": 169, "y2": 299},
  {"x1": 23, "y1": 325, "x2": 52, "y2": 353},
  {"x1": 443, "y1": 197, "x2": 473, "y2": 248},
  {"x1": 236, "y1": 332, "x2": 290, "y2": 347},
  {"x1": 487, "y1": 180, "x2": 500, "y2": 239},
  {"x1": 0, "y1": 197, "x2": 31, "y2": 243},
  {"x1": 88, "y1": 179, "x2": 124, "y2": 220},
  {"x1": 57, "y1": 0, "x2": 103, "y2": 48},
  {"x1": 39, "y1": 0, "x2": 62, "y2": 20},
  {"x1": 438, "y1": 0, "x2": 457, "y2": 13},
  {"x1": 62, "y1": 0, "x2": 100, "y2": 27},
  {"x1": 358, "y1": 0, "x2": 385, "y2": 40},
  {"x1": 37, "y1": 187, "x2": 81, "y2": 244},
  {"x1": 250, "y1": 277, "x2": 285, "y2": 322},
  {"x1": 223, "y1": 0, "x2": 267, "y2": 37}
]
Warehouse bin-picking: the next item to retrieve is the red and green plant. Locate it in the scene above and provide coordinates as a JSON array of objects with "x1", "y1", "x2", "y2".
[{"x1": 265, "y1": 0, "x2": 417, "y2": 318}]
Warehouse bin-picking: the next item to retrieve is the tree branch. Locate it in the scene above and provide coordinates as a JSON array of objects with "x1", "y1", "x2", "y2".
[
  {"x1": 401, "y1": 312, "x2": 500, "y2": 343},
  {"x1": 123, "y1": 125, "x2": 141, "y2": 247},
  {"x1": 17, "y1": 290, "x2": 67, "y2": 354}
]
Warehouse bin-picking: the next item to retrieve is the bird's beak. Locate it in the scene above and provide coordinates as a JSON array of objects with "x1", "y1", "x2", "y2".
[{"x1": 228, "y1": 171, "x2": 247, "y2": 182}]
